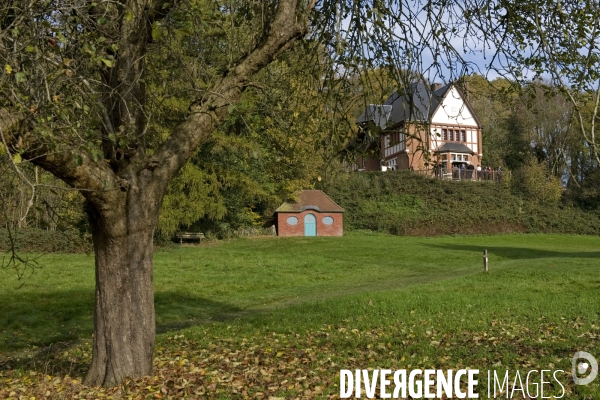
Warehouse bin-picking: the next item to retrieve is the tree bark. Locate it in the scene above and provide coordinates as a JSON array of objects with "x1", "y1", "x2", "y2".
[
  {"x1": 83, "y1": 170, "x2": 162, "y2": 387},
  {"x1": 1, "y1": 0, "x2": 311, "y2": 388}
]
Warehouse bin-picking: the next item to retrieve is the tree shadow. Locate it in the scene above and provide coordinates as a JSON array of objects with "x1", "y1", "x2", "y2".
[
  {"x1": 0, "y1": 289, "x2": 250, "y2": 377},
  {"x1": 154, "y1": 292, "x2": 251, "y2": 333},
  {"x1": 423, "y1": 243, "x2": 600, "y2": 260}
]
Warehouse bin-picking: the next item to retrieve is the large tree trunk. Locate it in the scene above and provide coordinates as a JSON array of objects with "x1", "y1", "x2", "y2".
[
  {"x1": 0, "y1": 0, "x2": 309, "y2": 387},
  {"x1": 84, "y1": 174, "x2": 162, "y2": 387}
]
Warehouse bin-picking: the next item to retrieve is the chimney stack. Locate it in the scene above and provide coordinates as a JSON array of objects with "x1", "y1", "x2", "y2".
[{"x1": 431, "y1": 83, "x2": 443, "y2": 92}]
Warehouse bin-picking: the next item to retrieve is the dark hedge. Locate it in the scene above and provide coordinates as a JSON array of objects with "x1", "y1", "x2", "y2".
[{"x1": 323, "y1": 172, "x2": 600, "y2": 236}]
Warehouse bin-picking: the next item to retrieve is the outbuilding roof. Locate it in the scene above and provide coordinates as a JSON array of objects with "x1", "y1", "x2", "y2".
[{"x1": 275, "y1": 190, "x2": 345, "y2": 213}]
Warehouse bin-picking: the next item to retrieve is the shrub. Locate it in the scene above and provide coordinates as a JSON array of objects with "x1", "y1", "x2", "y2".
[{"x1": 511, "y1": 160, "x2": 563, "y2": 204}]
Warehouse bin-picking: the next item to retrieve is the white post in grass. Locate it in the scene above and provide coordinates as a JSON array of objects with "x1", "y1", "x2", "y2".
[{"x1": 483, "y1": 250, "x2": 489, "y2": 272}]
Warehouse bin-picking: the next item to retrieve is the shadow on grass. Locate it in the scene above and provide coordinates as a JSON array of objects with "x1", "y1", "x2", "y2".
[
  {"x1": 0, "y1": 289, "x2": 247, "y2": 376},
  {"x1": 154, "y1": 292, "x2": 249, "y2": 333},
  {"x1": 424, "y1": 243, "x2": 600, "y2": 260}
]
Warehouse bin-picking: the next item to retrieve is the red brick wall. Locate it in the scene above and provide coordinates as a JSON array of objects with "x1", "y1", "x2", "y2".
[
  {"x1": 276, "y1": 211, "x2": 343, "y2": 236},
  {"x1": 356, "y1": 156, "x2": 381, "y2": 171}
]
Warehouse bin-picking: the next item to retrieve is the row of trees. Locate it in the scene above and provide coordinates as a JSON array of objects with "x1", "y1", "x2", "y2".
[
  {"x1": 467, "y1": 74, "x2": 599, "y2": 206},
  {"x1": 6, "y1": 71, "x2": 597, "y2": 235},
  {"x1": 1, "y1": 0, "x2": 599, "y2": 387}
]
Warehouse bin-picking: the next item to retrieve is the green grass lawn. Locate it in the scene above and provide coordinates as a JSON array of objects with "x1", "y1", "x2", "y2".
[{"x1": 1, "y1": 233, "x2": 599, "y2": 398}]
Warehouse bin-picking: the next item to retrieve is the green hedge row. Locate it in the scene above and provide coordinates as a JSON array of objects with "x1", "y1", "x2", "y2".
[
  {"x1": 0, "y1": 229, "x2": 92, "y2": 254},
  {"x1": 324, "y1": 172, "x2": 600, "y2": 236},
  {"x1": 4, "y1": 172, "x2": 598, "y2": 254}
]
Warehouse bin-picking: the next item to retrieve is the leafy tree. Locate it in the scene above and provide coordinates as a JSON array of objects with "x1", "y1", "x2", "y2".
[
  {"x1": 467, "y1": 76, "x2": 581, "y2": 181},
  {"x1": 512, "y1": 83, "x2": 577, "y2": 179},
  {"x1": 570, "y1": 169, "x2": 600, "y2": 209},
  {"x1": 512, "y1": 159, "x2": 563, "y2": 205},
  {"x1": 0, "y1": 0, "x2": 501, "y2": 387},
  {"x1": 0, "y1": 156, "x2": 86, "y2": 232},
  {"x1": 465, "y1": 74, "x2": 520, "y2": 169},
  {"x1": 158, "y1": 162, "x2": 226, "y2": 236},
  {"x1": 481, "y1": 0, "x2": 600, "y2": 165},
  {"x1": 0, "y1": 0, "x2": 313, "y2": 386},
  {"x1": 156, "y1": 49, "x2": 349, "y2": 237}
]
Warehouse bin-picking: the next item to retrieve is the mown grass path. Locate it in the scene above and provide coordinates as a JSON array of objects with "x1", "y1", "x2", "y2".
[{"x1": 1, "y1": 233, "x2": 599, "y2": 398}]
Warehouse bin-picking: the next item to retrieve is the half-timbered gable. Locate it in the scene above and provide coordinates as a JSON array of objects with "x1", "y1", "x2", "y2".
[{"x1": 354, "y1": 81, "x2": 483, "y2": 172}]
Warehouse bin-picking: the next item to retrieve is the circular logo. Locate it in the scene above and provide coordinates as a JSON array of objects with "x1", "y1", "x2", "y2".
[{"x1": 572, "y1": 351, "x2": 598, "y2": 385}]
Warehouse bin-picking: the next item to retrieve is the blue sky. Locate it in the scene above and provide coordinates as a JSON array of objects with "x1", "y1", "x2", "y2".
[{"x1": 335, "y1": 1, "x2": 541, "y2": 85}]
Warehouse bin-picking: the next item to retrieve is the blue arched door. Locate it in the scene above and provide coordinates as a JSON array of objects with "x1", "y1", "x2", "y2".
[{"x1": 304, "y1": 214, "x2": 316, "y2": 236}]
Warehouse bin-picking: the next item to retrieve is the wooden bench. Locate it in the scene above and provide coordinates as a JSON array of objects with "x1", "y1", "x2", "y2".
[{"x1": 175, "y1": 232, "x2": 205, "y2": 244}]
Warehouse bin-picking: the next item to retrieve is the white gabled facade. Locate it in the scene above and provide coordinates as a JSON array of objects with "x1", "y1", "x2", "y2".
[
  {"x1": 428, "y1": 86, "x2": 480, "y2": 155},
  {"x1": 431, "y1": 86, "x2": 478, "y2": 126}
]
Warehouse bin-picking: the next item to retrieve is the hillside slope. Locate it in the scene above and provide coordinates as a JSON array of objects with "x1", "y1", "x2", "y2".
[{"x1": 324, "y1": 172, "x2": 600, "y2": 235}]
